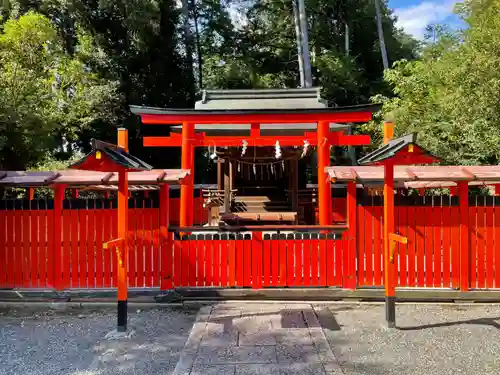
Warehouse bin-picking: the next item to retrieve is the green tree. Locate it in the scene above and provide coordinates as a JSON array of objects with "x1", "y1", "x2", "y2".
[
  {"x1": 375, "y1": 0, "x2": 500, "y2": 165},
  {"x1": 0, "y1": 11, "x2": 118, "y2": 170}
]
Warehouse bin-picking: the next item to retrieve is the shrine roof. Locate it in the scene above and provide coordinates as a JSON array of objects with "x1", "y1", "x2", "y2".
[
  {"x1": 357, "y1": 134, "x2": 438, "y2": 166},
  {"x1": 71, "y1": 139, "x2": 154, "y2": 172},
  {"x1": 130, "y1": 103, "x2": 381, "y2": 125},
  {"x1": 130, "y1": 103, "x2": 381, "y2": 116},
  {"x1": 195, "y1": 88, "x2": 329, "y2": 109}
]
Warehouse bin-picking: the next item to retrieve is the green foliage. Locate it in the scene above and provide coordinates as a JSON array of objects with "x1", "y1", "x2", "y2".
[
  {"x1": 376, "y1": 0, "x2": 500, "y2": 165},
  {"x1": 0, "y1": 11, "x2": 119, "y2": 170}
]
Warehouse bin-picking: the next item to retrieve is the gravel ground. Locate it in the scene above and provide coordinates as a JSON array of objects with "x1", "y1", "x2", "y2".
[
  {"x1": 0, "y1": 305, "x2": 198, "y2": 375},
  {"x1": 316, "y1": 303, "x2": 500, "y2": 375},
  {"x1": 2, "y1": 303, "x2": 500, "y2": 375}
]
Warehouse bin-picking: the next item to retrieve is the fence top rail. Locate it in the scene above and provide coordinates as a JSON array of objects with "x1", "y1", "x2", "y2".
[{"x1": 168, "y1": 225, "x2": 347, "y2": 233}]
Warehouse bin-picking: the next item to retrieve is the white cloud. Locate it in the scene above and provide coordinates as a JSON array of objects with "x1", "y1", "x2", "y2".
[{"x1": 394, "y1": 0, "x2": 457, "y2": 39}]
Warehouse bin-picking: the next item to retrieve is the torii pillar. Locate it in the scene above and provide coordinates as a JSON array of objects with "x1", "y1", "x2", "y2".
[
  {"x1": 70, "y1": 129, "x2": 153, "y2": 334},
  {"x1": 180, "y1": 122, "x2": 195, "y2": 227},
  {"x1": 358, "y1": 131, "x2": 439, "y2": 328},
  {"x1": 317, "y1": 121, "x2": 332, "y2": 225}
]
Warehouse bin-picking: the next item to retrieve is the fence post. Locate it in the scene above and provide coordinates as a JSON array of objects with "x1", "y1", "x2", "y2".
[
  {"x1": 53, "y1": 185, "x2": 66, "y2": 290},
  {"x1": 458, "y1": 181, "x2": 469, "y2": 292},
  {"x1": 159, "y1": 184, "x2": 172, "y2": 290},
  {"x1": 252, "y1": 232, "x2": 263, "y2": 289},
  {"x1": 345, "y1": 181, "x2": 357, "y2": 289}
]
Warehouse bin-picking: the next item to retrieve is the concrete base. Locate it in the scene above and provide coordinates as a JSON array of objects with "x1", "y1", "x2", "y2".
[{"x1": 104, "y1": 328, "x2": 136, "y2": 340}]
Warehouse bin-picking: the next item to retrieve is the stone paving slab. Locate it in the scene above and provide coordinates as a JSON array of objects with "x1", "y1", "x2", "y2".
[
  {"x1": 235, "y1": 363, "x2": 329, "y2": 375},
  {"x1": 195, "y1": 345, "x2": 278, "y2": 365},
  {"x1": 172, "y1": 302, "x2": 336, "y2": 375}
]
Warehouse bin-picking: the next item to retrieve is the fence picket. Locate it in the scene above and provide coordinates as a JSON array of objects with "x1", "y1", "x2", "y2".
[{"x1": 0, "y1": 196, "x2": 499, "y2": 294}]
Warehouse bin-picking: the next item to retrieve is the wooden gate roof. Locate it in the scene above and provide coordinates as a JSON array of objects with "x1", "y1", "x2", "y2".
[
  {"x1": 326, "y1": 165, "x2": 500, "y2": 188},
  {"x1": 0, "y1": 169, "x2": 189, "y2": 188}
]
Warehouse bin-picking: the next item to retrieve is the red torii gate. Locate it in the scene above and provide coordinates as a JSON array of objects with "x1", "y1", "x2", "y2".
[
  {"x1": 357, "y1": 132, "x2": 439, "y2": 328},
  {"x1": 131, "y1": 104, "x2": 379, "y2": 227},
  {"x1": 70, "y1": 129, "x2": 154, "y2": 333}
]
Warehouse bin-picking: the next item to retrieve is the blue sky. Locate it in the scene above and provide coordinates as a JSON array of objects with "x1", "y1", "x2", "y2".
[{"x1": 388, "y1": 0, "x2": 463, "y2": 39}]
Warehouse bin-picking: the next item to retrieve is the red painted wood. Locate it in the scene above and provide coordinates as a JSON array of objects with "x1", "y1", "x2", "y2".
[
  {"x1": 87, "y1": 208, "x2": 96, "y2": 288},
  {"x1": 450, "y1": 206, "x2": 460, "y2": 289},
  {"x1": 252, "y1": 232, "x2": 263, "y2": 289},
  {"x1": 45, "y1": 210, "x2": 54, "y2": 288},
  {"x1": 14, "y1": 211, "x2": 23, "y2": 287},
  {"x1": 61, "y1": 211, "x2": 70, "y2": 289},
  {"x1": 271, "y1": 235, "x2": 279, "y2": 287},
  {"x1": 345, "y1": 182, "x2": 356, "y2": 289},
  {"x1": 441, "y1": 206, "x2": 451, "y2": 288},
  {"x1": 302, "y1": 238, "x2": 311, "y2": 287},
  {"x1": 140, "y1": 110, "x2": 374, "y2": 126},
  {"x1": 196, "y1": 236, "x2": 206, "y2": 287},
  {"x1": 334, "y1": 239, "x2": 343, "y2": 286},
  {"x1": 228, "y1": 237, "x2": 236, "y2": 287},
  {"x1": 325, "y1": 237, "x2": 335, "y2": 287},
  {"x1": 319, "y1": 235, "x2": 327, "y2": 287},
  {"x1": 22, "y1": 210, "x2": 31, "y2": 288},
  {"x1": 433, "y1": 206, "x2": 442, "y2": 288},
  {"x1": 295, "y1": 237, "x2": 303, "y2": 287},
  {"x1": 459, "y1": 182, "x2": 470, "y2": 291},
  {"x1": 397, "y1": 207, "x2": 408, "y2": 287},
  {"x1": 133, "y1": 207, "x2": 142, "y2": 288},
  {"x1": 416, "y1": 207, "x2": 426, "y2": 287},
  {"x1": 189, "y1": 237, "x2": 199, "y2": 287},
  {"x1": 357, "y1": 205, "x2": 366, "y2": 286},
  {"x1": 220, "y1": 236, "x2": 229, "y2": 287},
  {"x1": 94, "y1": 208, "x2": 104, "y2": 289},
  {"x1": 236, "y1": 235, "x2": 244, "y2": 287},
  {"x1": 0, "y1": 211, "x2": 6, "y2": 287},
  {"x1": 406, "y1": 206, "x2": 416, "y2": 287},
  {"x1": 485, "y1": 207, "x2": 494, "y2": 289},
  {"x1": 159, "y1": 186, "x2": 171, "y2": 290},
  {"x1": 244, "y1": 237, "x2": 252, "y2": 287},
  {"x1": 495, "y1": 207, "x2": 500, "y2": 288},
  {"x1": 173, "y1": 239, "x2": 182, "y2": 287},
  {"x1": 180, "y1": 237, "x2": 189, "y2": 286},
  {"x1": 263, "y1": 235, "x2": 271, "y2": 287},
  {"x1": 469, "y1": 206, "x2": 477, "y2": 289},
  {"x1": 310, "y1": 235, "x2": 319, "y2": 286},
  {"x1": 325, "y1": 237, "x2": 338, "y2": 286},
  {"x1": 70, "y1": 208, "x2": 79, "y2": 287},
  {"x1": 278, "y1": 235, "x2": 287, "y2": 287},
  {"x1": 204, "y1": 238, "x2": 213, "y2": 287},
  {"x1": 143, "y1": 209, "x2": 153, "y2": 287},
  {"x1": 151, "y1": 210, "x2": 160, "y2": 287},
  {"x1": 212, "y1": 236, "x2": 221, "y2": 287},
  {"x1": 111, "y1": 210, "x2": 118, "y2": 287},
  {"x1": 287, "y1": 235, "x2": 295, "y2": 287},
  {"x1": 30, "y1": 211, "x2": 40, "y2": 288},
  {"x1": 102, "y1": 208, "x2": 113, "y2": 288},
  {"x1": 78, "y1": 210, "x2": 87, "y2": 288},
  {"x1": 6, "y1": 211, "x2": 14, "y2": 288},
  {"x1": 373, "y1": 206, "x2": 383, "y2": 286},
  {"x1": 476, "y1": 205, "x2": 486, "y2": 289},
  {"x1": 364, "y1": 206, "x2": 374, "y2": 286},
  {"x1": 424, "y1": 206, "x2": 434, "y2": 287},
  {"x1": 41, "y1": 210, "x2": 49, "y2": 288}
]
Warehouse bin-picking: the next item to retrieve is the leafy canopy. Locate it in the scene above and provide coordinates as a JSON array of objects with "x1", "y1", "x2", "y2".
[
  {"x1": 375, "y1": 0, "x2": 500, "y2": 165},
  {"x1": 0, "y1": 11, "x2": 119, "y2": 170}
]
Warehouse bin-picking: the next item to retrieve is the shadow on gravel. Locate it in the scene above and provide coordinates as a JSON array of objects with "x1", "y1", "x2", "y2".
[{"x1": 398, "y1": 316, "x2": 500, "y2": 331}]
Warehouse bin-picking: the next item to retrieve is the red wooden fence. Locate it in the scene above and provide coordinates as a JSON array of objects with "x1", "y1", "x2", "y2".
[{"x1": 0, "y1": 196, "x2": 499, "y2": 290}]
